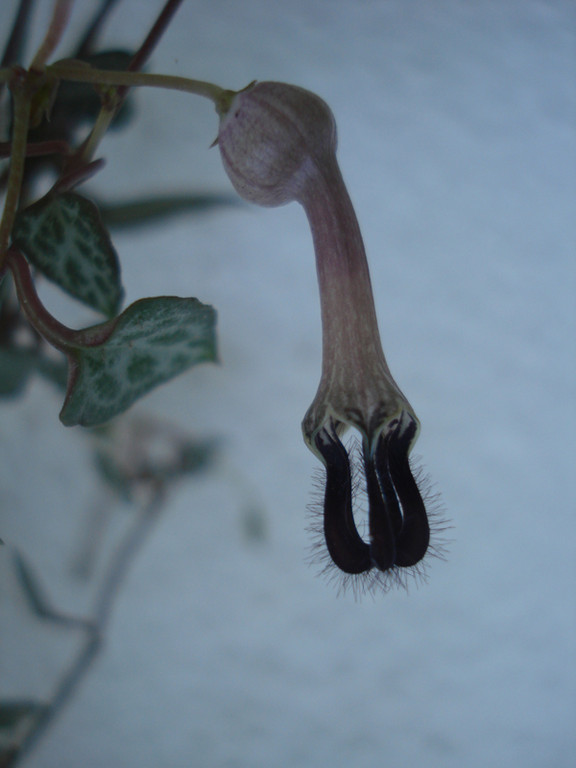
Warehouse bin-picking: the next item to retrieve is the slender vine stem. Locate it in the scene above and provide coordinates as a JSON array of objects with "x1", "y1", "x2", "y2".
[
  {"x1": 6, "y1": 248, "x2": 118, "y2": 351},
  {"x1": 76, "y1": 0, "x2": 121, "y2": 57},
  {"x1": 0, "y1": 139, "x2": 71, "y2": 158},
  {"x1": 123, "y1": 0, "x2": 186, "y2": 80},
  {"x1": 1, "y1": 0, "x2": 35, "y2": 70},
  {"x1": 73, "y1": 0, "x2": 188, "y2": 165},
  {"x1": 29, "y1": 0, "x2": 74, "y2": 71},
  {"x1": 49, "y1": 63, "x2": 234, "y2": 112},
  {"x1": 6, "y1": 249, "x2": 78, "y2": 351},
  {"x1": 75, "y1": 98, "x2": 118, "y2": 165},
  {"x1": 0, "y1": 74, "x2": 31, "y2": 267}
]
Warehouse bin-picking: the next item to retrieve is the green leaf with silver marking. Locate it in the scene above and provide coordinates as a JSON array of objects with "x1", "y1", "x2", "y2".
[
  {"x1": 60, "y1": 296, "x2": 217, "y2": 427},
  {"x1": 12, "y1": 192, "x2": 123, "y2": 317}
]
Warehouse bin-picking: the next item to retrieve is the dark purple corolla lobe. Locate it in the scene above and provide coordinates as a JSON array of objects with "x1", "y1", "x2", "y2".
[
  {"x1": 382, "y1": 417, "x2": 430, "y2": 567},
  {"x1": 364, "y1": 434, "x2": 400, "y2": 572},
  {"x1": 315, "y1": 412, "x2": 430, "y2": 583},
  {"x1": 314, "y1": 428, "x2": 371, "y2": 575},
  {"x1": 216, "y1": 81, "x2": 435, "y2": 589}
]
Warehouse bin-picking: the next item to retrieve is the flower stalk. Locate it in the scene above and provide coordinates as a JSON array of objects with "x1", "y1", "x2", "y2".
[{"x1": 48, "y1": 63, "x2": 231, "y2": 110}]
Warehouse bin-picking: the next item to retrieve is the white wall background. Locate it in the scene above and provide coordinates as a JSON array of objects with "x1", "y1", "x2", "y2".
[{"x1": 1, "y1": 1, "x2": 575, "y2": 767}]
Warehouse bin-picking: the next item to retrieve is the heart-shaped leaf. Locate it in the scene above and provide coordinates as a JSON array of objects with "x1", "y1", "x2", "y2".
[
  {"x1": 12, "y1": 192, "x2": 123, "y2": 317},
  {"x1": 61, "y1": 296, "x2": 217, "y2": 427}
]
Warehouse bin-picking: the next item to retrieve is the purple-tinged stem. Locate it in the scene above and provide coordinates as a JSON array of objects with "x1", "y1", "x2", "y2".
[
  {"x1": 0, "y1": 139, "x2": 71, "y2": 158},
  {"x1": 6, "y1": 249, "x2": 114, "y2": 350},
  {"x1": 6, "y1": 249, "x2": 77, "y2": 351},
  {"x1": 30, "y1": 0, "x2": 73, "y2": 71}
]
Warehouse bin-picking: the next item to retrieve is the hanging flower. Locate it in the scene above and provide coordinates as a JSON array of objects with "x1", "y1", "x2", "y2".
[{"x1": 216, "y1": 81, "x2": 434, "y2": 589}]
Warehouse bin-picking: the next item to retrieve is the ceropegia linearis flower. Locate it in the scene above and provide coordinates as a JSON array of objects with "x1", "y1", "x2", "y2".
[{"x1": 216, "y1": 81, "x2": 440, "y2": 591}]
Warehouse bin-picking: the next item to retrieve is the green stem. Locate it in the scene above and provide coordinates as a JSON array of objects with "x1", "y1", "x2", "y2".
[
  {"x1": 77, "y1": 101, "x2": 117, "y2": 164},
  {"x1": 49, "y1": 62, "x2": 234, "y2": 111},
  {"x1": 0, "y1": 73, "x2": 30, "y2": 267}
]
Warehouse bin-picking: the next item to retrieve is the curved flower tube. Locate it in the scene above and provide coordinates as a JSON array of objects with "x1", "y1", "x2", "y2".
[{"x1": 216, "y1": 81, "x2": 431, "y2": 586}]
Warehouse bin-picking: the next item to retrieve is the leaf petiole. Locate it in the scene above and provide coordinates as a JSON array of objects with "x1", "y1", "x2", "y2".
[{"x1": 6, "y1": 248, "x2": 81, "y2": 351}]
